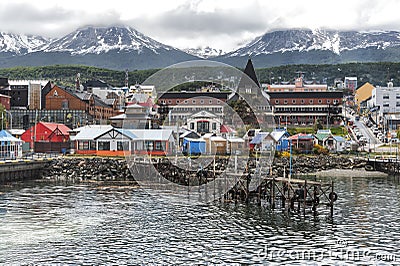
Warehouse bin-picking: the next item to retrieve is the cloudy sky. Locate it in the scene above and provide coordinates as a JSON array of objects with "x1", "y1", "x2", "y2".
[{"x1": 1, "y1": 0, "x2": 400, "y2": 51}]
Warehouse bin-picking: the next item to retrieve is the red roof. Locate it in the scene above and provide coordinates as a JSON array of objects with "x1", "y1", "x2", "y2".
[
  {"x1": 40, "y1": 122, "x2": 71, "y2": 136},
  {"x1": 288, "y1": 133, "x2": 314, "y2": 140},
  {"x1": 220, "y1": 125, "x2": 236, "y2": 133}
]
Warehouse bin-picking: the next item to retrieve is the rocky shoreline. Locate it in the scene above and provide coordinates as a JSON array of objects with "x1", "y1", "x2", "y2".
[{"x1": 42, "y1": 155, "x2": 386, "y2": 183}]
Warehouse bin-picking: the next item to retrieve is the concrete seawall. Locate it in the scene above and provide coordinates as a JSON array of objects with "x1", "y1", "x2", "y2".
[{"x1": 0, "y1": 159, "x2": 51, "y2": 183}]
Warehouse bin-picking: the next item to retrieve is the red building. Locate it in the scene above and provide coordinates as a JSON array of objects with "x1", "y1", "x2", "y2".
[{"x1": 21, "y1": 122, "x2": 71, "y2": 152}]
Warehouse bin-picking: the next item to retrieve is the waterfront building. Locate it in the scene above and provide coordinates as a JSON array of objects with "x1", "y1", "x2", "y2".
[
  {"x1": 267, "y1": 91, "x2": 343, "y2": 126},
  {"x1": 288, "y1": 133, "x2": 314, "y2": 154},
  {"x1": 70, "y1": 125, "x2": 138, "y2": 156},
  {"x1": 128, "y1": 129, "x2": 175, "y2": 156},
  {"x1": 0, "y1": 130, "x2": 23, "y2": 159},
  {"x1": 21, "y1": 122, "x2": 71, "y2": 153}
]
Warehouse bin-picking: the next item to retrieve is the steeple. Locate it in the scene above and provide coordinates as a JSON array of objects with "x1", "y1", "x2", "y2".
[{"x1": 238, "y1": 58, "x2": 260, "y2": 88}]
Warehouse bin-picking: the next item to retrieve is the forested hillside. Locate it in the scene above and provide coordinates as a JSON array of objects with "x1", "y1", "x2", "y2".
[{"x1": 1, "y1": 62, "x2": 400, "y2": 88}]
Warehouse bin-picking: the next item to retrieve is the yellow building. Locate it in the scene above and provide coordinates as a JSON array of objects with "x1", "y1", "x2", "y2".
[{"x1": 355, "y1": 82, "x2": 375, "y2": 111}]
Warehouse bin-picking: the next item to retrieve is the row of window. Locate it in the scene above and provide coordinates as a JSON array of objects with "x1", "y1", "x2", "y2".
[
  {"x1": 274, "y1": 107, "x2": 342, "y2": 113},
  {"x1": 160, "y1": 99, "x2": 222, "y2": 104},
  {"x1": 78, "y1": 141, "x2": 130, "y2": 151},
  {"x1": 274, "y1": 99, "x2": 340, "y2": 104}
]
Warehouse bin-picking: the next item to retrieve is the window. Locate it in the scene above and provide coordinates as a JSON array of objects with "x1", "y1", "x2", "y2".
[
  {"x1": 98, "y1": 141, "x2": 110, "y2": 151},
  {"x1": 117, "y1": 141, "x2": 129, "y2": 151},
  {"x1": 383, "y1": 95, "x2": 390, "y2": 99},
  {"x1": 209, "y1": 100, "x2": 213, "y2": 104},
  {"x1": 154, "y1": 141, "x2": 165, "y2": 151},
  {"x1": 327, "y1": 100, "x2": 331, "y2": 104},
  {"x1": 275, "y1": 100, "x2": 279, "y2": 104},
  {"x1": 292, "y1": 99, "x2": 296, "y2": 104},
  {"x1": 301, "y1": 99, "x2": 305, "y2": 104},
  {"x1": 61, "y1": 99, "x2": 69, "y2": 110},
  {"x1": 200, "y1": 100, "x2": 204, "y2": 104},
  {"x1": 190, "y1": 123, "x2": 194, "y2": 130},
  {"x1": 246, "y1": 88, "x2": 252, "y2": 94},
  {"x1": 318, "y1": 99, "x2": 322, "y2": 104},
  {"x1": 212, "y1": 123, "x2": 217, "y2": 130},
  {"x1": 284, "y1": 100, "x2": 288, "y2": 104},
  {"x1": 309, "y1": 100, "x2": 313, "y2": 104},
  {"x1": 192, "y1": 100, "x2": 196, "y2": 104}
]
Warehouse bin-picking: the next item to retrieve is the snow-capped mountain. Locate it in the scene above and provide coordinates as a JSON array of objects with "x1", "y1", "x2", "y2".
[
  {"x1": 3, "y1": 27, "x2": 400, "y2": 69},
  {"x1": 0, "y1": 26, "x2": 198, "y2": 69},
  {"x1": 0, "y1": 32, "x2": 48, "y2": 55},
  {"x1": 184, "y1": 46, "x2": 224, "y2": 58},
  {"x1": 41, "y1": 26, "x2": 177, "y2": 55},
  {"x1": 218, "y1": 29, "x2": 400, "y2": 67},
  {"x1": 226, "y1": 29, "x2": 400, "y2": 57}
]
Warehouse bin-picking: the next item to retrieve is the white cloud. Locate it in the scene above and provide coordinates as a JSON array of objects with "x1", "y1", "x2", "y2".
[{"x1": 0, "y1": 0, "x2": 400, "y2": 52}]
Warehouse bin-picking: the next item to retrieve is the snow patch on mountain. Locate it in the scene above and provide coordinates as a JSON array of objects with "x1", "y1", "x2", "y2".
[
  {"x1": 40, "y1": 26, "x2": 177, "y2": 55},
  {"x1": 0, "y1": 32, "x2": 48, "y2": 54},
  {"x1": 183, "y1": 46, "x2": 225, "y2": 58},
  {"x1": 225, "y1": 29, "x2": 400, "y2": 57}
]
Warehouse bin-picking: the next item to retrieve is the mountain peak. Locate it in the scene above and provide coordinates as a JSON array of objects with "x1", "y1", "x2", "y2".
[
  {"x1": 41, "y1": 25, "x2": 176, "y2": 55},
  {"x1": 225, "y1": 29, "x2": 400, "y2": 58}
]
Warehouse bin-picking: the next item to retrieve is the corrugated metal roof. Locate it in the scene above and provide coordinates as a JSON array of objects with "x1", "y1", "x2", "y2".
[
  {"x1": 129, "y1": 129, "x2": 174, "y2": 141},
  {"x1": 250, "y1": 132, "x2": 269, "y2": 144},
  {"x1": 72, "y1": 125, "x2": 113, "y2": 140}
]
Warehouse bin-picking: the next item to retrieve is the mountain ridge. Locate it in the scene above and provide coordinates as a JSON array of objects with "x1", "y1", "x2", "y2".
[{"x1": 3, "y1": 26, "x2": 400, "y2": 69}]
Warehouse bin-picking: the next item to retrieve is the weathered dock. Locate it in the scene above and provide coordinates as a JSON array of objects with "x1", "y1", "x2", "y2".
[{"x1": 130, "y1": 156, "x2": 337, "y2": 216}]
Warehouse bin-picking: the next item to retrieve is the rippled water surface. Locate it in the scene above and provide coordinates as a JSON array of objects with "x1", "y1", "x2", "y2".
[{"x1": 0, "y1": 176, "x2": 399, "y2": 265}]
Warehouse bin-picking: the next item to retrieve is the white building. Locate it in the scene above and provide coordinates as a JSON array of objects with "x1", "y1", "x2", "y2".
[{"x1": 368, "y1": 82, "x2": 400, "y2": 116}]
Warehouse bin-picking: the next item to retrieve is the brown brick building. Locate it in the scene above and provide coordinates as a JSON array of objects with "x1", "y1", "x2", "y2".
[
  {"x1": 267, "y1": 91, "x2": 343, "y2": 126},
  {"x1": 45, "y1": 85, "x2": 117, "y2": 123}
]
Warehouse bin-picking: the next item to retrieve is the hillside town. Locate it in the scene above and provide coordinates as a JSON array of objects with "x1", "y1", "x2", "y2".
[{"x1": 0, "y1": 59, "x2": 396, "y2": 159}]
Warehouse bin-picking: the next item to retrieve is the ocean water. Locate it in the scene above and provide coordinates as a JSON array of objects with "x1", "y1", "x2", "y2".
[{"x1": 0, "y1": 175, "x2": 399, "y2": 265}]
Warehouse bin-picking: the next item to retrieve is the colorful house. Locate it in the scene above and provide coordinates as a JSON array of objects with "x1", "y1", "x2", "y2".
[
  {"x1": 71, "y1": 125, "x2": 138, "y2": 156},
  {"x1": 250, "y1": 132, "x2": 275, "y2": 152},
  {"x1": 0, "y1": 130, "x2": 23, "y2": 159},
  {"x1": 288, "y1": 133, "x2": 314, "y2": 154},
  {"x1": 270, "y1": 128, "x2": 290, "y2": 151},
  {"x1": 21, "y1": 122, "x2": 70, "y2": 153},
  {"x1": 314, "y1": 129, "x2": 336, "y2": 151},
  {"x1": 129, "y1": 129, "x2": 175, "y2": 156}
]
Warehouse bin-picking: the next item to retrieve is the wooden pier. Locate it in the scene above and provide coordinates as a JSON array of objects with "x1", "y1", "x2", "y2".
[{"x1": 129, "y1": 156, "x2": 338, "y2": 217}]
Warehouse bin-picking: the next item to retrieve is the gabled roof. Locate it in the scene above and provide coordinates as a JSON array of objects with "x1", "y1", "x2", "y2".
[
  {"x1": 220, "y1": 125, "x2": 236, "y2": 134},
  {"x1": 190, "y1": 110, "x2": 217, "y2": 119},
  {"x1": 314, "y1": 129, "x2": 333, "y2": 141},
  {"x1": 250, "y1": 132, "x2": 270, "y2": 144},
  {"x1": 71, "y1": 125, "x2": 113, "y2": 140},
  {"x1": 270, "y1": 129, "x2": 289, "y2": 142},
  {"x1": 40, "y1": 122, "x2": 71, "y2": 136},
  {"x1": 289, "y1": 133, "x2": 314, "y2": 140}
]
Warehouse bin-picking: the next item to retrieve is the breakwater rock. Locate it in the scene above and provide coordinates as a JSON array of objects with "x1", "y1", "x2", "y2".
[
  {"x1": 272, "y1": 155, "x2": 368, "y2": 177},
  {"x1": 43, "y1": 157, "x2": 134, "y2": 182},
  {"x1": 42, "y1": 155, "x2": 374, "y2": 184}
]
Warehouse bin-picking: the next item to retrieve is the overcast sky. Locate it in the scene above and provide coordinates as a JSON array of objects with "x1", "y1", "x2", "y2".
[{"x1": 1, "y1": 0, "x2": 400, "y2": 51}]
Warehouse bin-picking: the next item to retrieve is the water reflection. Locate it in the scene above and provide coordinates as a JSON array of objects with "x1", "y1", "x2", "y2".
[{"x1": 0, "y1": 176, "x2": 399, "y2": 265}]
